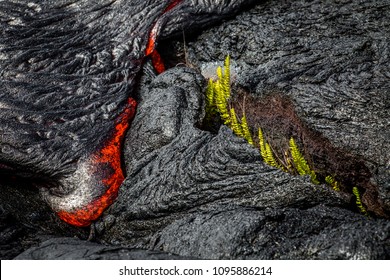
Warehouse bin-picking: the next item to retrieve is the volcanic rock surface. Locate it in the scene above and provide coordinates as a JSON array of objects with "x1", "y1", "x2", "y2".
[{"x1": 1, "y1": 0, "x2": 389, "y2": 259}]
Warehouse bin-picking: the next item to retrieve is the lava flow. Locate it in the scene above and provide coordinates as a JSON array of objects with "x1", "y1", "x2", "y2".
[
  {"x1": 57, "y1": 0, "x2": 183, "y2": 227},
  {"x1": 57, "y1": 98, "x2": 137, "y2": 227}
]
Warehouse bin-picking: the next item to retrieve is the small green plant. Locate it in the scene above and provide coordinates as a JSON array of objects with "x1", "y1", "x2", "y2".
[
  {"x1": 205, "y1": 79, "x2": 217, "y2": 122},
  {"x1": 206, "y1": 56, "x2": 231, "y2": 125},
  {"x1": 325, "y1": 175, "x2": 340, "y2": 191},
  {"x1": 241, "y1": 114, "x2": 253, "y2": 145},
  {"x1": 258, "y1": 128, "x2": 281, "y2": 168},
  {"x1": 206, "y1": 55, "x2": 254, "y2": 145},
  {"x1": 289, "y1": 138, "x2": 319, "y2": 184},
  {"x1": 352, "y1": 187, "x2": 368, "y2": 215},
  {"x1": 229, "y1": 108, "x2": 244, "y2": 137}
]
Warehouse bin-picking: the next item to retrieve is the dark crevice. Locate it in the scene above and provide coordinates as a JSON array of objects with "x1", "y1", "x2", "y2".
[{"x1": 213, "y1": 88, "x2": 388, "y2": 219}]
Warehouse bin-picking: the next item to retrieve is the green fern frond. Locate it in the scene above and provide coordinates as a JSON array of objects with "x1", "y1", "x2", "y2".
[
  {"x1": 289, "y1": 137, "x2": 319, "y2": 184},
  {"x1": 214, "y1": 80, "x2": 230, "y2": 124},
  {"x1": 216, "y1": 66, "x2": 228, "y2": 99},
  {"x1": 325, "y1": 175, "x2": 333, "y2": 184},
  {"x1": 229, "y1": 108, "x2": 244, "y2": 137},
  {"x1": 205, "y1": 55, "x2": 233, "y2": 127},
  {"x1": 265, "y1": 143, "x2": 281, "y2": 168},
  {"x1": 352, "y1": 187, "x2": 368, "y2": 215},
  {"x1": 241, "y1": 114, "x2": 253, "y2": 145},
  {"x1": 289, "y1": 137, "x2": 309, "y2": 175},
  {"x1": 258, "y1": 128, "x2": 280, "y2": 168},
  {"x1": 310, "y1": 171, "x2": 320, "y2": 185},
  {"x1": 216, "y1": 66, "x2": 223, "y2": 82},
  {"x1": 325, "y1": 175, "x2": 340, "y2": 191},
  {"x1": 206, "y1": 79, "x2": 215, "y2": 107},
  {"x1": 205, "y1": 78, "x2": 216, "y2": 117},
  {"x1": 223, "y1": 55, "x2": 231, "y2": 100},
  {"x1": 258, "y1": 128, "x2": 268, "y2": 161}
]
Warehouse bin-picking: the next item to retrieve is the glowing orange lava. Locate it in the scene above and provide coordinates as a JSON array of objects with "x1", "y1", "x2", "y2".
[
  {"x1": 145, "y1": 0, "x2": 183, "y2": 74},
  {"x1": 57, "y1": 98, "x2": 137, "y2": 227}
]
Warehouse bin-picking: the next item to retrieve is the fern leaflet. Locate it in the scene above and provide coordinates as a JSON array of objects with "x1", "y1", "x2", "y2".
[
  {"x1": 289, "y1": 138, "x2": 319, "y2": 184},
  {"x1": 241, "y1": 114, "x2": 253, "y2": 145}
]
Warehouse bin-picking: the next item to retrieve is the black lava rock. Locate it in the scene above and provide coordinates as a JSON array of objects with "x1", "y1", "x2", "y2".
[{"x1": 2, "y1": 0, "x2": 389, "y2": 260}]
